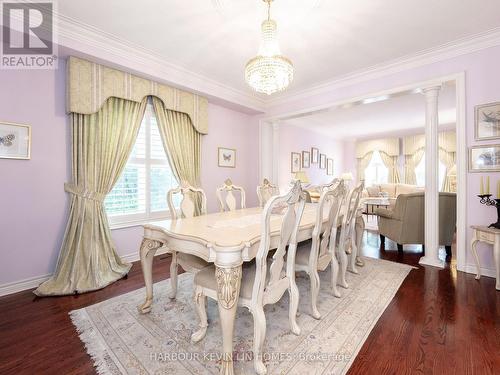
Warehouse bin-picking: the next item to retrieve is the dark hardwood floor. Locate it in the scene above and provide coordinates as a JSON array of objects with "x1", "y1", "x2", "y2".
[{"x1": 0, "y1": 231, "x2": 499, "y2": 375}]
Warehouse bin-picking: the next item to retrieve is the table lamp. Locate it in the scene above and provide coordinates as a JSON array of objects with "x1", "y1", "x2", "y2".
[{"x1": 294, "y1": 171, "x2": 310, "y2": 188}]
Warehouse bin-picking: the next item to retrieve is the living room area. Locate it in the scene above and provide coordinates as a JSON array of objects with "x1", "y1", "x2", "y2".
[{"x1": 274, "y1": 80, "x2": 458, "y2": 264}]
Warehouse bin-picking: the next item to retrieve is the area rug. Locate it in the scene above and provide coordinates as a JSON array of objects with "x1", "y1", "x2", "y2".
[{"x1": 70, "y1": 257, "x2": 413, "y2": 375}]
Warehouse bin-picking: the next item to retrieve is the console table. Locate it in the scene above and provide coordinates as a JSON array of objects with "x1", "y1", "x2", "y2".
[{"x1": 470, "y1": 226, "x2": 500, "y2": 290}]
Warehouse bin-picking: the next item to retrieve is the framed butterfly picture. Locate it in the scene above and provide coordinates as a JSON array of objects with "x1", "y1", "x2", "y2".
[
  {"x1": 0, "y1": 122, "x2": 31, "y2": 160},
  {"x1": 218, "y1": 147, "x2": 236, "y2": 168}
]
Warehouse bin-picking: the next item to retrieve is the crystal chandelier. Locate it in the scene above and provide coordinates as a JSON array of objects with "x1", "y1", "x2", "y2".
[{"x1": 245, "y1": 0, "x2": 293, "y2": 95}]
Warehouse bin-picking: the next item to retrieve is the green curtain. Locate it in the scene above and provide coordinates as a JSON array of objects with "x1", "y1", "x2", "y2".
[
  {"x1": 152, "y1": 96, "x2": 203, "y2": 215},
  {"x1": 35, "y1": 97, "x2": 147, "y2": 296}
]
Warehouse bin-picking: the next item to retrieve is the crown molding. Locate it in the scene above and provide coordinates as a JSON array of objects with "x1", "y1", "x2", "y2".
[
  {"x1": 53, "y1": 13, "x2": 266, "y2": 113},
  {"x1": 265, "y1": 27, "x2": 500, "y2": 108},
  {"x1": 15, "y1": 4, "x2": 500, "y2": 113}
]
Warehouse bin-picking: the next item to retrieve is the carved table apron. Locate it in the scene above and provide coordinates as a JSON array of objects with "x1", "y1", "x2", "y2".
[{"x1": 138, "y1": 204, "x2": 363, "y2": 375}]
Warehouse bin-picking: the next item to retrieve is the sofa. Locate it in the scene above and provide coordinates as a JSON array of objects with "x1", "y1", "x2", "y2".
[
  {"x1": 363, "y1": 183, "x2": 424, "y2": 210},
  {"x1": 375, "y1": 192, "x2": 456, "y2": 254}
]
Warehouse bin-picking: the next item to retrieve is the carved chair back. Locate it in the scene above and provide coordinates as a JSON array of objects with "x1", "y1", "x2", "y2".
[
  {"x1": 314, "y1": 180, "x2": 348, "y2": 262},
  {"x1": 256, "y1": 178, "x2": 280, "y2": 207},
  {"x1": 338, "y1": 181, "x2": 364, "y2": 250},
  {"x1": 216, "y1": 179, "x2": 246, "y2": 212},
  {"x1": 321, "y1": 178, "x2": 340, "y2": 192},
  {"x1": 167, "y1": 182, "x2": 207, "y2": 219},
  {"x1": 251, "y1": 180, "x2": 306, "y2": 304}
]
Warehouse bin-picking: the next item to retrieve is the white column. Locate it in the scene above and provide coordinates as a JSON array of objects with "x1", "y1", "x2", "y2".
[
  {"x1": 272, "y1": 122, "x2": 280, "y2": 185},
  {"x1": 259, "y1": 120, "x2": 274, "y2": 182},
  {"x1": 419, "y1": 85, "x2": 444, "y2": 269}
]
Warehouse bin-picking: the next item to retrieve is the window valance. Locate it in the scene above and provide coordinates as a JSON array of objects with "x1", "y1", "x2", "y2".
[
  {"x1": 66, "y1": 56, "x2": 209, "y2": 134},
  {"x1": 355, "y1": 138, "x2": 400, "y2": 158},
  {"x1": 403, "y1": 130, "x2": 456, "y2": 155}
]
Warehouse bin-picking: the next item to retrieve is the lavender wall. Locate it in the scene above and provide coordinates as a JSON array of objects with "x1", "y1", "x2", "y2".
[
  {"x1": 278, "y1": 124, "x2": 344, "y2": 191},
  {"x1": 0, "y1": 59, "x2": 259, "y2": 286},
  {"x1": 267, "y1": 46, "x2": 500, "y2": 273}
]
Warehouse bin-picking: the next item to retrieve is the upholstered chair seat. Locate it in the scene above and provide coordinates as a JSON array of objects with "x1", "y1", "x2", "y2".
[{"x1": 194, "y1": 261, "x2": 272, "y2": 300}]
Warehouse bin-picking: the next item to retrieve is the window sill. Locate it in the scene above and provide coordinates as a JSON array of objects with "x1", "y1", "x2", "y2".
[{"x1": 109, "y1": 216, "x2": 171, "y2": 231}]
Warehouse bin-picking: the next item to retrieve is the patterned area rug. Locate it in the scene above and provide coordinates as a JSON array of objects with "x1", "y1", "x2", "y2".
[{"x1": 71, "y1": 257, "x2": 413, "y2": 375}]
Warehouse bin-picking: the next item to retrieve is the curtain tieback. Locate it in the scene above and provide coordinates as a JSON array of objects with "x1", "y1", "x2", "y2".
[{"x1": 64, "y1": 183, "x2": 106, "y2": 202}]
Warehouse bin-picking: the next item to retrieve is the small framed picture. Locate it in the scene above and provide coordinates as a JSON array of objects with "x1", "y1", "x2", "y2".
[
  {"x1": 475, "y1": 102, "x2": 500, "y2": 141},
  {"x1": 218, "y1": 147, "x2": 236, "y2": 168},
  {"x1": 311, "y1": 147, "x2": 319, "y2": 163},
  {"x1": 291, "y1": 152, "x2": 301, "y2": 173},
  {"x1": 319, "y1": 153, "x2": 326, "y2": 169},
  {"x1": 0, "y1": 121, "x2": 31, "y2": 160},
  {"x1": 327, "y1": 158, "x2": 334, "y2": 175},
  {"x1": 302, "y1": 151, "x2": 310, "y2": 168},
  {"x1": 469, "y1": 145, "x2": 500, "y2": 172}
]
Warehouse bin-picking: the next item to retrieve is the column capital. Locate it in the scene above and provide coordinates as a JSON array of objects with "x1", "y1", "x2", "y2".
[
  {"x1": 421, "y1": 85, "x2": 442, "y2": 96},
  {"x1": 272, "y1": 122, "x2": 280, "y2": 130}
]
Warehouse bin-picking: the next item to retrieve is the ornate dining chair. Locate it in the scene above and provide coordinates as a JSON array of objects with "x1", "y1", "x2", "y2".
[
  {"x1": 256, "y1": 178, "x2": 279, "y2": 207},
  {"x1": 337, "y1": 181, "x2": 365, "y2": 289},
  {"x1": 295, "y1": 180, "x2": 348, "y2": 317},
  {"x1": 191, "y1": 181, "x2": 306, "y2": 375},
  {"x1": 166, "y1": 182, "x2": 210, "y2": 299},
  {"x1": 216, "y1": 178, "x2": 246, "y2": 212}
]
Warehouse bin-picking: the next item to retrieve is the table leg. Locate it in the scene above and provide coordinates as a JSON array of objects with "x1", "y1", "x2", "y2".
[
  {"x1": 215, "y1": 265, "x2": 242, "y2": 375},
  {"x1": 494, "y1": 236, "x2": 500, "y2": 290},
  {"x1": 138, "y1": 238, "x2": 163, "y2": 314},
  {"x1": 471, "y1": 233, "x2": 481, "y2": 281}
]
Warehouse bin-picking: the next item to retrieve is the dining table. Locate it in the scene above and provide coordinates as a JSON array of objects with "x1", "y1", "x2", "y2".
[{"x1": 138, "y1": 203, "x2": 364, "y2": 375}]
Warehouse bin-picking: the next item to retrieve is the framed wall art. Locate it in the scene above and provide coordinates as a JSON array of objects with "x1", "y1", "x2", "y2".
[
  {"x1": 311, "y1": 147, "x2": 319, "y2": 163},
  {"x1": 0, "y1": 121, "x2": 31, "y2": 160},
  {"x1": 319, "y1": 153, "x2": 326, "y2": 169},
  {"x1": 469, "y1": 144, "x2": 500, "y2": 172},
  {"x1": 218, "y1": 147, "x2": 236, "y2": 168},
  {"x1": 475, "y1": 101, "x2": 500, "y2": 141},
  {"x1": 302, "y1": 150, "x2": 310, "y2": 168},
  {"x1": 291, "y1": 152, "x2": 301, "y2": 173},
  {"x1": 327, "y1": 158, "x2": 334, "y2": 175}
]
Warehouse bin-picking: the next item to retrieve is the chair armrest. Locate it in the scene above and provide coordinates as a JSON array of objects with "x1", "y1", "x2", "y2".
[{"x1": 375, "y1": 208, "x2": 397, "y2": 220}]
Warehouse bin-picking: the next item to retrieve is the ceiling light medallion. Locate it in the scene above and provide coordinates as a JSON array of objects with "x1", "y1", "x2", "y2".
[{"x1": 245, "y1": 0, "x2": 293, "y2": 95}]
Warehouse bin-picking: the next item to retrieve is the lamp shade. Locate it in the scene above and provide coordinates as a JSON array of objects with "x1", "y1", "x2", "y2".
[
  {"x1": 341, "y1": 172, "x2": 354, "y2": 181},
  {"x1": 294, "y1": 171, "x2": 309, "y2": 183}
]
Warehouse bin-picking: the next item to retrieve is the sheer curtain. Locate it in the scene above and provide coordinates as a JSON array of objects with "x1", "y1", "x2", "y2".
[
  {"x1": 404, "y1": 148, "x2": 425, "y2": 185},
  {"x1": 439, "y1": 148, "x2": 456, "y2": 192},
  {"x1": 379, "y1": 152, "x2": 400, "y2": 183},
  {"x1": 357, "y1": 151, "x2": 374, "y2": 182},
  {"x1": 152, "y1": 97, "x2": 203, "y2": 215},
  {"x1": 35, "y1": 97, "x2": 148, "y2": 296}
]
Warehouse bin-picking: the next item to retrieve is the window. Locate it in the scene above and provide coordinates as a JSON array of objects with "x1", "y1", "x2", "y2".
[
  {"x1": 105, "y1": 102, "x2": 179, "y2": 226},
  {"x1": 414, "y1": 154, "x2": 447, "y2": 190},
  {"x1": 364, "y1": 150, "x2": 389, "y2": 186}
]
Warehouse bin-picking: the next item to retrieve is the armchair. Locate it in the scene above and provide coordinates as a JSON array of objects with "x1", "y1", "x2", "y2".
[{"x1": 376, "y1": 192, "x2": 456, "y2": 255}]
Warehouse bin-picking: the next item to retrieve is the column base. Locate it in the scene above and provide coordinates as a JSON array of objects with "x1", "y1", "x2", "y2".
[{"x1": 419, "y1": 255, "x2": 445, "y2": 269}]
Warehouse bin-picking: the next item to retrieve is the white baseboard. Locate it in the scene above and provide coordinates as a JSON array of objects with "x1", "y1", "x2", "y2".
[
  {"x1": 463, "y1": 264, "x2": 497, "y2": 279},
  {"x1": 0, "y1": 274, "x2": 52, "y2": 297},
  {"x1": 0, "y1": 249, "x2": 171, "y2": 298}
]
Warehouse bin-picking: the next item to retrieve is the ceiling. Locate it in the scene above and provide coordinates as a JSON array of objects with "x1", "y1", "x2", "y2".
[
  {"x1": 283, "y1": 82, "x2": 456, "y2": 140},
  {"x1": 57, "y1": 0, "x2": 500, "y2": 99}
]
